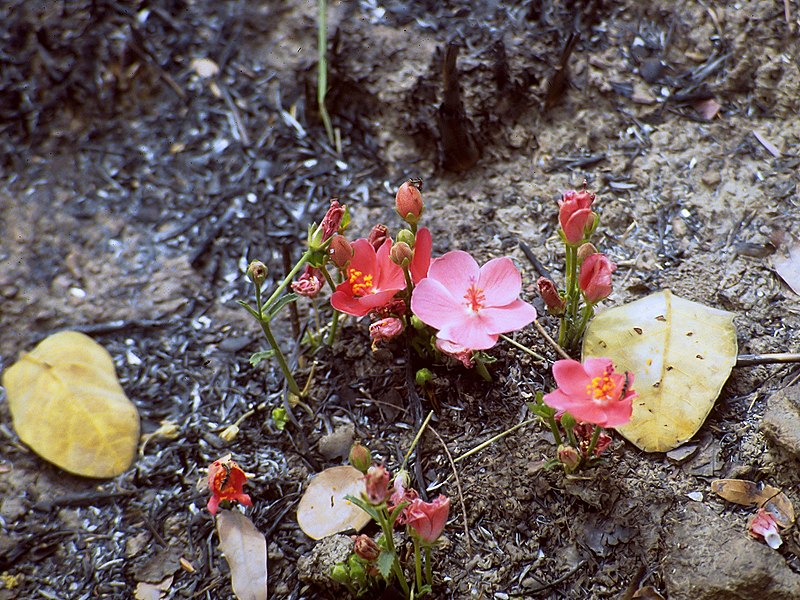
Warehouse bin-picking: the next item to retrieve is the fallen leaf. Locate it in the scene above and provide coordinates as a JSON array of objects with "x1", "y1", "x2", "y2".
[
  {"x1": 297, "y1": 465, "x2": 371, "y2": 540},
  {"x1": 217, "y1": 510, "x2": 268, "y2": 600},
  {"x1": 134, "y1": 576, "x2": 173, "y2": 600},
  {"x1": 692, "y1": 98, "x2": 721, "y2": 120},
  {"x1": 2, "y1": 331, "x2": 140, "y2": 478},
  {"x1": 583, "y1": 290, "x2": 737, "y2": 452},
  {"x1": 711, "y1": 479, "x2": 795, "y2": 528},
  {"x1": 773, "y1": 243, "x2": 800, "y2": 296}
]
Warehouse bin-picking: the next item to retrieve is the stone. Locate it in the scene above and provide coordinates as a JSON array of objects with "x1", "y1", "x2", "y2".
[
  {"x1": 760, "y1": 383, "x2": 800, "y2": 461},
  {"x1": 662, "y1": 502, "x2": 800, "y2": 599}
]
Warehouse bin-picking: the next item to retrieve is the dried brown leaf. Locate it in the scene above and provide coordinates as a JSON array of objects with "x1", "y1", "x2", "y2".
[{"x1": 217, "y1": 510, "x2": 268, "y2": 600}]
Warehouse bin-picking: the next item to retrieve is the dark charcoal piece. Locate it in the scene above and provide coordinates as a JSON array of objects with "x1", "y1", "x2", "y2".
[{"x1": 437, "y1": 43, "x2": 480, "y2": 173}]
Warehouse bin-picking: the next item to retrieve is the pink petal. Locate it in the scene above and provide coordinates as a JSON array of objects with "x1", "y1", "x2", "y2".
[
  {"x1": 478, "y1": 300, "x2": 537, "y2": 335},
  {"x1": 427, "y1": 251, "x2": 479, "y2": 299},
  {"x1": 544, "y1": 390, "x2": 609, "y2": 426},
  {"x1": 410, "y1": 227, "x2": 432, "y2": 284},
  {"x1": 411, "y1": 278, "x2": 466, "y2": 330},
  {"x1": 552, "y1": 359, "x2": 592, "y2": 396},
  {"x1": 582, "y1": 357, "x2": 613, "y2": 379},
  {"x1": 437, "y1": 315, "x2": 498, "y2": 350},
  {"x1": 477, "y1": 257, "x2": 522, "y2": 306},
  {"x1": 207, "y1": 495, "x2": 220, "y2": 515},
  {"x1": 349, "y1": 239, "x2": 377, "y2": 274},
  {"x1": 331, "y1": 291, "x2": 372, "y2": 317},
  {"x1": 600, "y1": 400, "x2": 633, "y2": 428},
  {"x1": 375, "y1": 239, "x2": 406, "y2": 290}
]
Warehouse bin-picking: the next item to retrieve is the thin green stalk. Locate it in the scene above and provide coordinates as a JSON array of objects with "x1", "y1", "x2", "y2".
[
  {"x1": 546, "y1": 414, "x2": 563, "y2": 446},
  {"x1": 258, "y1": 318, "x2": 302, "y2": 397},
  {"x1": 424, "y1": 545, "x2": 432, "y2": 587},
  {"x1": 402, "y1": 411, "x2": 433, "y2": 471},
  {"x1": 585, "y1": 424, "x2": 602, "y2": 458},
  {"x1": 263, "y1": 250, "x2": 312, "y2": 311},
  {"x1": 317, "y1": 0, "x2": 334, "y2": 145},
  {"x1": 320, "y1": 265, "x2": 337, "y2": 292},
  {"x1": 326, "y1": 309, "x2": 340, "y2": 346},
  {"x1": 453, "y1": 418, "x2": 536, "y2": 464},
  {"x1": 413, "y1": 538, "x2": 423, "y2": 594},
  {"x1": 499, "y1": 334, "x2": 548, "y2": 363}
]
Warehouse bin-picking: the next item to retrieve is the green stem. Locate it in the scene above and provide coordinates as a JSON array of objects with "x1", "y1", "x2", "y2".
[
  {"x1": 546, "y1": 414, "x2": 563, "y2": 446},
  {"x1": 258, "y1": 318, "x2": 303, "y2": 397},
  {"x1": 424, "y1": 545, "x2": 432, "y2": 587},
  {"x1": 585, "y1": 424, "x2": 602, "y2": 458},
  {"x1": 453, "y1": 418, "x2": 536, "y2": 464},
  {"x1": 326, "y1": 309, "x2": 340, "y2": 346},
  {"x1": 372, "y1": 506, "x2": 410, "y2": 597},
  {"x1": 401, "y1": 411, "x2": 433, "y2": 471},
  {"x1": 263, "y1": 250, "x2": 311, "y2": 312},
  {"x1": 413, "y1": 537, "x2": 423, "y2": 594},
  {"x1": 499, "y1": 334, "x2": 548, "y2": 363},
  {"x1": 320, "y1": 265, "x2": 337, "y2": 293},
  {"x1": 568, "y1": 300, "x2": 595, "y2": 350}
]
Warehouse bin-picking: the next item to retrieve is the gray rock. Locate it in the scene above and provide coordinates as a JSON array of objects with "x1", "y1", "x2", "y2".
[
  {"x1": 662, "y1": 502, "x2": 800, "y2": 599},
  {"x1": 760, "y1": 383, "x2": 800, "y2": 460}
]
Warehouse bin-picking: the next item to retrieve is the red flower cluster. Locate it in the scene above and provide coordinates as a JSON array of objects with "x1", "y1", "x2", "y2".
[{"x1": 206, "y1": 456, "x2": 252, "y2": 515}]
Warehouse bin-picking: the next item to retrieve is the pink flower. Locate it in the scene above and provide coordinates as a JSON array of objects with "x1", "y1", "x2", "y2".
[
  {"x1": 435, "y1": 338, "x2": 474, "y2": 368},
  {"x1": 749, "y1": 508, "x2": 782, "y2": 549},
  {"x1": 559, "y1": 188, "x2": 595, "y2": 244},
  {"x1": 320, "y1": 199, "x2": 345, "y2": 241},
  {"x1": 207, "y1": 457, "x2": 253, "y2": 515},
  {"x1": 388, "y1": 470, "x2": 419, "y2": 522},
  {"x1": 543, "y1": 358, "x2": 636, "y2": 428},
  {"x1": 330, "y1": 239, "x2": 405, "y2": 317},
  {"x1": 410, "y1": 251, "x2": 537, "y2": 350},
  {"x1": 579, "y1": 253, "x2": 616, "y2": 303},
  {"x1": 405, "y1": 495, "x2": 450, "y2": 544},
  {"x1": 369, "y1": 317, "x2": 404, "y2": 348},
  {"x1": 410, "y1": 227, "x2": 432, "y2": 284},
  {"x1": 364, "y1": 465, "x2": 391, "y2": 505},
  {"x1": 291, "y1": 265, "x2": 323, "y2": 298}
]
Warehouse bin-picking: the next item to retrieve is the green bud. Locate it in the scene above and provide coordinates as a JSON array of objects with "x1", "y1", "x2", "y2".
[
  {"x1": 396, "y1": 228, "x2": 416, "y2": 247},
  {"x1": 330, "y1": 563, "x2": 350, "y2": 585},
  {"x1": 349, "y1": 442, "x2": 372, "y2": 474},
  {"x1": 415, "y1": 368, "x2": 434, "y2": 386}
]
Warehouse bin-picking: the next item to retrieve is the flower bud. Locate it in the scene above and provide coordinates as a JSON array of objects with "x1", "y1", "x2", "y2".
[
  {"x1": 395, "y1": 179, "x2": 424, "y2": 225},
  {"x1": 557, "y1": 445, "x2": 582, "y2": 472},
  {"x1": 579, "y1": 253, "x2": 617, "y2": 303},
  {"x1": 291, "y1": 265, "x2": 323, "y2": 298},
  {"x1": 367, "y1": 224, "x2": 389, "y2": 251},
  {"x1": 364, "y1": 465, "x2": 391, "y2": 505},
  {"x1": 353, "y1": 534, "x2": 380, "y2": 562},
  {"x1": 558, "y1": 187, "x2": 596, "y2": 245},
  {"x1": 219, "y1": 424, "x2": 240, "y2": 442},
  {"x1": 390, "y1": 242, "x2": 413, "y2": 267},
  {"x1": 396, "y1": 228, "x2": 416, "y2": 248},
  {"x1": 328, "y1": 235, "x2": 354, "y2": 269},
  {"x1": 246, "y1": 261, "x2": 268, "y2": 286},
  {"x1": 369, "y1": 317, "x2": 404, "y2": 348},
  {"x1": 349, "y1": 442, "x2": 372, "y2": 474},
  {"x1": 320, "y1": 199, "x2": 345, "y2": 241},
  {"x1": 577, "y1": 243, "x2": 598, "y2": 264},
  {"x1": 537, "y1": 277, "x2": 565, "y2": 316},
  {"x1": 415, "y1": 368, "x2": 434, "y2": 386}
]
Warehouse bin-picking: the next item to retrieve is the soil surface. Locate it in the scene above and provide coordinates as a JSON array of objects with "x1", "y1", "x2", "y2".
[{"x1": 2, "y1": 1, "x2": 800, "y2": 599}]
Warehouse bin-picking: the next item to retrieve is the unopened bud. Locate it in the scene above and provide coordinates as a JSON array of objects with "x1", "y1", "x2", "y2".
[
  {"x1": 367, "y1": 224, "x2": 389, "y2": 251},
  {"x1": 537, "y1": 277, "x2": 565, "y2": 316},
  {"x1": 364, "y1": 465, "x2": 391, "y2": 505},
  {"x1": 396, "y1": 228, "x2": 416, "y2": 247},
  {"x1": 349, "y1": 442, "x2": 372, "y2": 474},
  {"x1": 577, "y1": 243, "x2": 598, "y2": 264},
  {"x1": 329, "y1": 235, "x2": 354, "y2": 269},
  {"x1": 247, "y1": 261, "x2": 268, "y2": 286},
  {"x1": 415, "y1": 368, "x2": 434, "y2": 386},
  {"x1": 390, "y1": 242, "x2": 413, "y2": 267},
  {"x1": 557, "y1": 445, "x2": 582, "y2": 472},
  {"x1": 353, "y1": 534, "x2": 380, "y2": 562},
  {"x1": 395, "y1": 179, "x2": 424, "y2": 225}
]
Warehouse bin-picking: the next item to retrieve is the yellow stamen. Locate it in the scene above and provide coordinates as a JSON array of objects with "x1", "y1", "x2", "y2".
[{"x1": 348, "y1": 269, "x2": 374, "y2": 296}]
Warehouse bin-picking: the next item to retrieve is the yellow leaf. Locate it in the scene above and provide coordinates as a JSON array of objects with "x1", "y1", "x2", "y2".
[
  {"x1": 2, "y1": 331, "x2": 140, "y2": 478},
  {"x1": 583, "y1": 290, "x2": 737, "y2": 452},
  {"x1": 297, "y1": 466, "x2": 371, "y2": 540}
]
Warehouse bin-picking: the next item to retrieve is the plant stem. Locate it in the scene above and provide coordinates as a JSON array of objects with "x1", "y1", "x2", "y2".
[
  {"x1": 263, "y1": 250, "x2": 311, "y2": 311},
  {"x1": 499, "y1": 334, "x2": 548, "y2": 362},
  {"x1": 326, "y1": 309, "x2": 340, "y2": 346},
  {"x1": 258, "y1": 318, "x2": 303, "y2": 397},
  {"x1": 424, "y1": 545, "x2": 433, "y2": 587},
  {"x1": 546, "y1": 414, "x2": 563, "y2": 446},
  {"x1": 413, "y1": 538, "x2": 423, "y2": 594},
  {"x1": 585, "y1": 424, "x2": 602, "y2": 458},
  {"x1": 402, "y1": 411, "x2": 433, "y2": 471}
]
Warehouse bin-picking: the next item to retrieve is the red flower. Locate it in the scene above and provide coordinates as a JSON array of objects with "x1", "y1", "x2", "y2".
[
  {"x1": 405, "y1": 495, "x2": 450, "y2": 544},
  {"x1": 543, "y1": 358, "x2": 636, "y2": 428},
  {"x1": 558, "y1": 189, "x2": 595, "y2": 245},
  {"x1": 579, "y1": 253, "x2": 616, "y2": 303},
  {"x1": 207, "y1": 457, "x2": 253, "y2": 515},
  {"x1": 330, "y1": 239, "x2": 405, "y2": 317},
  {"x1": 749, "y1": 508, "x2": 782, "y2": 549}
]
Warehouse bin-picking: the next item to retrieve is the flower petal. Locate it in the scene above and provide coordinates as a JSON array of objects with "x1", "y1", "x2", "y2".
[
  {"x1": 410, "y1": 227, "x2": 432, "y2": 284},
  {"x1": 437, "y1": 315, "x2": 498, "y2": 350},
  {"x1": 411, "y1": 279, "x2": 465, "y2": 330},
  {"x1": 478, "y1": 300, "x2": 537, "y2": 335},
  {"x1": 375, "y1": 239, "x2": 406, "y2": 290},
  {"x1": 582, "y1": 357, "x2": 613, "y2": 379},
  {"x1": 477, "y1": 257, "x2": 522, "y2": 306},
  {"x1": 349, "y1": 238, "x2": 378, "y2": 274},
  {"x1": 551, "y1": 359, "x2": 592, "y2": 396},
  {"x1": 427, "y1": 251, "x2": 479, "y2": 299}
]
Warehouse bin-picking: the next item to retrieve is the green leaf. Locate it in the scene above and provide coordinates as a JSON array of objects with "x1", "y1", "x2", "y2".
[
  {"x1": 271, "y1": 407, "x2": 288, "y2": 431},
  {"x1": 262, "y1": 293, "x2": 299, "y2": 319},
  {"x1": 376, "y1": 550, "x2": 395, "y2": 580},
  {"x1": 250, "y1": 350, "x2": 275, "y2": 367}
]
